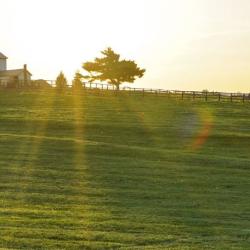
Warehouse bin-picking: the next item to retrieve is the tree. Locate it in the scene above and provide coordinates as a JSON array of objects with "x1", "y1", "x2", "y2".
[
  {"x1": 81, "y1": 47, "x2": 145, "y2": 90},
  {"x1": 55, "y1": 71, "x2": 67, "y2": 91},
  {"x1": 72, "y1": 71, "x2": 83, "y2": 91}
]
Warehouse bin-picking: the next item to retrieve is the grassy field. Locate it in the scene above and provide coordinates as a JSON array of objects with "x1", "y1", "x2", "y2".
[{"x1": 0, "y1": 90, "x2": 249, "y2": 249}]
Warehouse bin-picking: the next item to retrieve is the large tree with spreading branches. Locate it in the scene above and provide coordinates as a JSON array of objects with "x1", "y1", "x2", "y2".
[{"x1": 81, "y1": 48, "x2": 145, "y2": 90}]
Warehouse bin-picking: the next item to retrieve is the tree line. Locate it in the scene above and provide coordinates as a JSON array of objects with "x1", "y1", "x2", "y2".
[{"x1": 56, "y1": 47, "x2": 145, "y2": 91}]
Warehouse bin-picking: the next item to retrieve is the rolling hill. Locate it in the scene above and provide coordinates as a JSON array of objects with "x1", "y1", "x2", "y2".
[{"x1": 0, "y1": 90, "x2": 249, "y2": 249}]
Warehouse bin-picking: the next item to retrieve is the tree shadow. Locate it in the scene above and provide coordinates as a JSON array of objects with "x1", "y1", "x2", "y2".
[
  {"x1": 82, "y1": 94, "x2": 243, "y2": 249},
  {"x1": 79, "y1": 96, "x2": 217, "y2": 248}
]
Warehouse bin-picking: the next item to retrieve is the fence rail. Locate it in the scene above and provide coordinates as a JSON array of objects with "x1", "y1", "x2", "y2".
[{"x1": 1, "y1": 80, "x2": 249, "y2": 103}]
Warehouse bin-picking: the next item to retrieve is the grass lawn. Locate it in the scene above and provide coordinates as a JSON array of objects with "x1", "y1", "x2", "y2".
[{"x1": 0, "y1": 90, "x2": 249, "y2": 249}]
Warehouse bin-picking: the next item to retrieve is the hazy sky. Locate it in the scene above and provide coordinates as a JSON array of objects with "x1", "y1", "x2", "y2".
[{"x1": 1, "y1": 0, "x2": 250, "y2": 92}]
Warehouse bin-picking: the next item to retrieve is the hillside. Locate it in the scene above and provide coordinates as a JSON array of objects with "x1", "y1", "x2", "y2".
[{"x1": 0, "y1": 90, "x2": 249, "y2": 249}]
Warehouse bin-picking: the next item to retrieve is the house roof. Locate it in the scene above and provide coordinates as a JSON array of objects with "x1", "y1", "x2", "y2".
[
  {"x1": 0, "y1": 69, "x2": 32, "y2": 77},
  {"x1": 0, "y1": 52, "x2": 7, "y2": 59}
]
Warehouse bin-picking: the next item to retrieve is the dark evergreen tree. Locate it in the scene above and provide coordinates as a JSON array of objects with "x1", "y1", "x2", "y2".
[
  {"x1": 72, "y1": 71, "x2": 83, "y2": 91},
  {"x1": 55, "y1": 71, "x2": 67, "y2": 91}
]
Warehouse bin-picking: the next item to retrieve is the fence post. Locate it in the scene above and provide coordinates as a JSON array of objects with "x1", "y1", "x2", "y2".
[
  {"x1": 182, "y1": 91, "x2": 184, "y2": 100},
  {"x1": 243, "y1": 94, "x2": 245, "y2": 103},
  {"x1": 218, "y1": 93, "x2": 221, "y2": 101},
  {"x1": 193, "y1": 91, "x2": 195, "y2": 100},
  {"x1": 230, "y1": 93, "x2": 233, "y2": 102},
  {"x1": 142, "y1": 88, "x2": 145, "y2": 97},
  {"x1": 205, "y1": 91, "x2": 208, "y2": 102}
]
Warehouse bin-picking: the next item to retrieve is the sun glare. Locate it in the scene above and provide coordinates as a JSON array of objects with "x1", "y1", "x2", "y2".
[{"x1": 2, "y1": 0, "x2": 250, "y2": 91}]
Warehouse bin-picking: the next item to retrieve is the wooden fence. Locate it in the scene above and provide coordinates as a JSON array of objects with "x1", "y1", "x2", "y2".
[
  {"x1": 81, "y1": 82, "x2": 250, "y2": 103},
  {"x1": 1, "y1": 79, "x2": 249, "y2": 102}
]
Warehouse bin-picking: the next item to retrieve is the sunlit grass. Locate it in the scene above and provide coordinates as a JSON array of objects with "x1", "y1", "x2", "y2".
[{"x1": 0, "y1": 90, "x2": 249, "y2": 249}]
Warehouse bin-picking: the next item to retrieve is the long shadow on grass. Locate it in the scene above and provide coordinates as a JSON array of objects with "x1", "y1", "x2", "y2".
[
  {"x1": 16, "y1": 91, "x2": 92, "y2": 249},
  {"x1": 11, "y1": 92, "x2": 127, "y2": 249},
  {"x1": 0, "y1": 91, "x2": 93, "y2": 249},
  {"x1": 82, "y1": 94, "x2": 234, "y2": 249},
  {"x1": 81, "y1": 96, "x2": 190, "y2": 247},
  {"x1": 2, "y1": 92, "x2": 249, "y2": 249},
  {"x1": 0, "y1": 90, "x2": 64, "y2": 248},
  {"x1": 0, "y1": 91, "x2": 56, "y2": 206}
]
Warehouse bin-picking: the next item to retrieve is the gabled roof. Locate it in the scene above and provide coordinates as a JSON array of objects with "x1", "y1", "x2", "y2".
[
  {"x1": 0, "y1": 52, "x2": 7, "y2": 59},
  {"x1": 0, "y1": 69, "x2": 32, "y2": 77}
]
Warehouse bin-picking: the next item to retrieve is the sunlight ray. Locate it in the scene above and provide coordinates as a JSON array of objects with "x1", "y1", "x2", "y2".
[
  {"x1": 71, "y1": 91, "x2": 91, "y2": 233},
  {"x1": 10, "y1": 90, "x2": 57, "y2": 201}
]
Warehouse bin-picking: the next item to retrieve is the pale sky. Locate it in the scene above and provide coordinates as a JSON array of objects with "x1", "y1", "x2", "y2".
[{"x1": 1, "y1": 0, "x2": 250, "y2": 92}]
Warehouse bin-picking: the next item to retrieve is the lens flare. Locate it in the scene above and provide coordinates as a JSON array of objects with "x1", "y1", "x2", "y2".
[{"x1": 190, "y1": 109, "x2": 214, "y2": 151}]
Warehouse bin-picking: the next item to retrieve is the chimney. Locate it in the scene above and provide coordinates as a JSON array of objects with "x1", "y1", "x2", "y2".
[{"x1": 23, "y1": 64, "x2": 28, "y2": 86}]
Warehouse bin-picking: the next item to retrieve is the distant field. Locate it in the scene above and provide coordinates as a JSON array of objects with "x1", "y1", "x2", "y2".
[{"x1": 0, "y1": 90, "x2": 249, "y2": 249}]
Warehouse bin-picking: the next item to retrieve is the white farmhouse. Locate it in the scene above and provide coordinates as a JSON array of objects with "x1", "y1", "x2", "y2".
[{"x1": 0, "y1": 52, "x2": 32, "y2": 87}]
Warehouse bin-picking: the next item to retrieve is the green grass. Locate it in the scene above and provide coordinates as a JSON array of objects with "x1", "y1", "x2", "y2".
[{"x1": 0, "y1": 90, "x2": 250, "y2": 249}]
